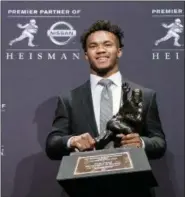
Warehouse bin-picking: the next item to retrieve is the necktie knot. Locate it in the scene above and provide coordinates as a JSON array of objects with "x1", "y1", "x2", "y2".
[{"x1": 98, "y1": 79, "x2": 112, "y2": 87}]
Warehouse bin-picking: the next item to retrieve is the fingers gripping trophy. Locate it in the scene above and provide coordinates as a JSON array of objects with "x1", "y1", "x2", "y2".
[{"x1": 95, "y1": 82, "x2": 143, "y2": 149}]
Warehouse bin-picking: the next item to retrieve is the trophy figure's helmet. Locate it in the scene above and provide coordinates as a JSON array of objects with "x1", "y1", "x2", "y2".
[
  {"x1": 175, "y1": 18, "x2": 181, "y2": 24},
  {"x1": 30, "y1": 19, "x2": 36, "y2": 25}
]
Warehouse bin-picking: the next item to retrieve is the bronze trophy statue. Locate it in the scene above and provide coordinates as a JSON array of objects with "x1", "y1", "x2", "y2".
[{"x1": 95, "y1": 82, "x2": 143, "y2": 150}]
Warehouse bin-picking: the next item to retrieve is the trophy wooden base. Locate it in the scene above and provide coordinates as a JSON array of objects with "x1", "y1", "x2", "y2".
[{"x1": 57, "y1": 147, "x2": 158, "y2": 197}]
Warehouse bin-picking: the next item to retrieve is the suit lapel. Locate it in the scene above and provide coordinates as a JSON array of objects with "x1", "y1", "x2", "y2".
[{"x1": 81, "y1": 80, "x2": 99, "y2": 137}]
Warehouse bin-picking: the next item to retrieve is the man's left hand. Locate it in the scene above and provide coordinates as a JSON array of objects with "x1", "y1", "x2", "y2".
[{"x1": 116, "y1": 133, "x2": 142, "y2": 148}]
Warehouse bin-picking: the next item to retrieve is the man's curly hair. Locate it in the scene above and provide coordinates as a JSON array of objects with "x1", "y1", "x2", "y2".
[{"x1": 80, "y1": 20, "x2": 124, "y2": 52}]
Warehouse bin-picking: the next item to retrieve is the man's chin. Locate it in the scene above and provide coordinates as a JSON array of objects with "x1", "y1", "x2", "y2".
[{"x1": 92, "y1": 66, "x2": 113, "y2": 76}]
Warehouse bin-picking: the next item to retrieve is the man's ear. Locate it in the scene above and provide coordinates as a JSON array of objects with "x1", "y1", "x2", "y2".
[
  {"x1": 85, "y1": 52, "x2": 89, "y2": 61},
  {"x1": 117, "y1": 48, "x2": 122, "y2": 58}
]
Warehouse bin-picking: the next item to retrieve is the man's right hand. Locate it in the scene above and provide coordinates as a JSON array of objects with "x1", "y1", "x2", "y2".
[{"x1": 70, "y1": 133, "x2": 95, "y2": 151}]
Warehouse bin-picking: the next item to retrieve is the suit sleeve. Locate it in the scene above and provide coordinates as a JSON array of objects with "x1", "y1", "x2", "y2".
[
  {"x1": 142, "y1": 92, "x2": 167, "y2": 159},
  {"x1": 45, "y1": 96, "x2": 74, "y2": 160}
]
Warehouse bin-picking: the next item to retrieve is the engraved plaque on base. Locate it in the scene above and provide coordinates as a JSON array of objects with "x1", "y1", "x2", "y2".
[{"x1": 74, "y1": 152, "x2": 133, "y2": 175}]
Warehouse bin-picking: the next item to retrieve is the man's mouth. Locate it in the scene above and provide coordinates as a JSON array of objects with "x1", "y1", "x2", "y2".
[{"x1": 96, "y1": 56, "x2": 109, "y2": 63}]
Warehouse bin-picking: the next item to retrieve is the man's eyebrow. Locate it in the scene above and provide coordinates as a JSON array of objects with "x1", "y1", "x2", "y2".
[
  {"x1": 88, "y1": 40, "x2": 113, "y2": 45},
  {"x1": 88, "y1": 42, "x2": 98, "y2": 45}
]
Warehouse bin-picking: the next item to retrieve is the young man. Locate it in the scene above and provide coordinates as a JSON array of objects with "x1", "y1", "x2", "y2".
[{"x1": 46, "y1": 20, "x2": 166, "y2": 161}]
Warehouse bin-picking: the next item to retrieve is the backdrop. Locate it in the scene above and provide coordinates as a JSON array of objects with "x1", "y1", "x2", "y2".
[{"x1": 1, "y1": 1, "x2": 184, "y2": 197}]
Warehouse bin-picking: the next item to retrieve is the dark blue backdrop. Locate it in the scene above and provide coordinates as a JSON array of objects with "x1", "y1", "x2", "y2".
[{"x1": 1, "y1": 1, "x2": 184, "y2": 197}]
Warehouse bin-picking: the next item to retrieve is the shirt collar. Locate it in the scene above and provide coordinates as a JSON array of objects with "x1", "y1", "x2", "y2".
[{"x1": 90, "y1": 71, "x2": 122, "y2": 90}]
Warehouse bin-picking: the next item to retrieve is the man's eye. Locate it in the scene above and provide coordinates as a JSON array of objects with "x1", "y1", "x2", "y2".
[
  {"x1": 89, "y1": 45, "x2": 96, "y2": 48},
  {"x1": 105, "y1": 43, "x2": 112, "y2": 47}
]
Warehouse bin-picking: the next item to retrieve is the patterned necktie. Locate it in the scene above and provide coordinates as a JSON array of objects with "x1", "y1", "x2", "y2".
[{"x1": 99, "y1": 79, "x2": 113, "y2": 134}]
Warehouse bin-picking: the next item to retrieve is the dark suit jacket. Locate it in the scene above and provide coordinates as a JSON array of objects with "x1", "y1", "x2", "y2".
[
  {"x1": 46, "y1": 78, "x2": 166, "y2": 160},
  {"x1": 45, "y1": 78, "x2": 166, "y2": 197}
]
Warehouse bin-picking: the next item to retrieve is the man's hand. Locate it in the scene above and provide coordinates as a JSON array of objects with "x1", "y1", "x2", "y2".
[
  {"x1": 116, "y1": 133, "x2": 142, "y2": 148},
  {"x1": 70, "y1": 133, "x2": 95, "y2": 151}
]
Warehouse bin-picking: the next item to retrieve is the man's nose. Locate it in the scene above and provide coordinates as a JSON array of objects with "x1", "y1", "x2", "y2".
[{"x1": 96, "y1": 45, "x2": 106, "y2": 53}]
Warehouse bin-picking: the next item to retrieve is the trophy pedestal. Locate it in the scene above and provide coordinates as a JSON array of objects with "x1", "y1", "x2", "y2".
[{"x1": 57, "y1": 147, "x2": 158, "y2": 197}]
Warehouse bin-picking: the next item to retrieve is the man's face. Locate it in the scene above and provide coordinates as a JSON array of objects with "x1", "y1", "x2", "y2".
[{"x1": 85, "y1": 31, "x2": 122, "y2": 75}]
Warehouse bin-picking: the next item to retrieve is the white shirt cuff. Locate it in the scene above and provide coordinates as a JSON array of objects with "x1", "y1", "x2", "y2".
[
  {"x1": 67, "y1": 137, "x2": 74, "y2": 148},
  {"x1": 140, "y1": 137, "x2": 145, "y2": 149}
]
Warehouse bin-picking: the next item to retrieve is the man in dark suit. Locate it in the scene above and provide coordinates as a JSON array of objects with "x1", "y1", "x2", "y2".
[{"x1": 45, "y1": 20, "x2": 166, "y2": 196}]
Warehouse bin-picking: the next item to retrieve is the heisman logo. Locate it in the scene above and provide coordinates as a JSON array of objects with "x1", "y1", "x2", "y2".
[
  {"x1": 1, "y1": 104, "x2": 6, "y2": 112},
  {"x1": 1, "y1": 145, "x2": 5, "y2": 156},
  {"x1": 47, "y1": 21, "x2": 76, "y2": 45},
  {"x1": 9, "y1": 19, "x2": 38, "y2": 47},
  {"x1": 155, "y1": 18, "x2": 184, "y2": 47}
]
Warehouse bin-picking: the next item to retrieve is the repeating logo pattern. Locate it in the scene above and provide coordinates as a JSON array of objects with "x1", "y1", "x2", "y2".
[
  {"x1": 9, "y1": 19, "x2": 38, "y2": 47},
  {"x1": 155, "y1": 18, "x2": 184, "y2": 47}
]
